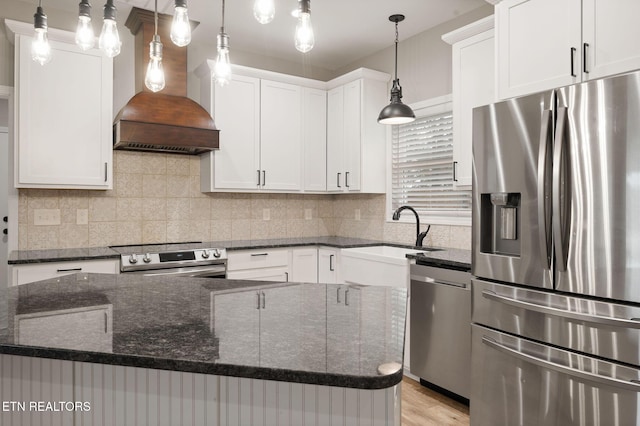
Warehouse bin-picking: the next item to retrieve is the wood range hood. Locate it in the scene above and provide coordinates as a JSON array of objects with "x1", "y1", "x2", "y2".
[{"x1": 113, "y1": 7, "x2": 219, "y2": 155}]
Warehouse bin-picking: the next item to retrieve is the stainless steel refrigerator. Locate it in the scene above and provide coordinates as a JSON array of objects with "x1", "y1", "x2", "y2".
[{"x1": 471, "y1": 70, "x2": 640, "y2": 426}]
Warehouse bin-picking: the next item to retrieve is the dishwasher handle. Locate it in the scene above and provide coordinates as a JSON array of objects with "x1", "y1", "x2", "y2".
[{"x1": 410, "y1": 274, "x2": 467, "y2": 289}]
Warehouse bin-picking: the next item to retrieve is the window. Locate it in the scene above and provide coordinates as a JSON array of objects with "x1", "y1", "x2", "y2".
[{"x1": 388, "y1": 95, "x2": 471, "y2": 225}]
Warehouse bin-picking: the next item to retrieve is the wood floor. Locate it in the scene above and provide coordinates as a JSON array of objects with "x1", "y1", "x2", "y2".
[{"x1": 401, "y1": 377, "x2": 470, "y2": 426}]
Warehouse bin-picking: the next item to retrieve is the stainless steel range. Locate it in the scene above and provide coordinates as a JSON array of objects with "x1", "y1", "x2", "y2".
[{"x1": 111, "y1": 242, "x2": 227, "y2": 278}]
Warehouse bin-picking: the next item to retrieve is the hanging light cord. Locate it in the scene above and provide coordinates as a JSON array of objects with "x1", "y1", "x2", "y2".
[
  {"x1": 221, "y1": 0, "x2": 226, "y2": 32},
  {"x1": 154, "y1": 0, "x2": 159, "y2": 35},
  {"x1": 393, "y1": 20, "x2": 399, "y2": 81}
]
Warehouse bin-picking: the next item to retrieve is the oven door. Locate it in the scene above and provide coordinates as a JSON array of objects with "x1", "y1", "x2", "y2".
[
  {"x1": 128, "y1": 264, "x2": 227, "y2": 278},
  {"x1": 471, "y1": 324, "x2": 640, "y2": 426}
]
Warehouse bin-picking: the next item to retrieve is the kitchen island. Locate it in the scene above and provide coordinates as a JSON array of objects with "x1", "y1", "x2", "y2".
[{"x1": 0, "y1": 273, "x2": 405, "y2": 425}]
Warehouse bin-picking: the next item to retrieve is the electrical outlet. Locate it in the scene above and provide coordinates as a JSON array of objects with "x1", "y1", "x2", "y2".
[
  {"x1": 263, "y1": 208, "x2": 270, "y2": 221},
  {"x1": 304, "y1": 208, "x2": 312, "y2": 220},
  {"x1": 34, "y1": 209, "x2": 61, "y2": 226},
  {"x1": 76, "y1": 209, "x2": 89, "y2": 225},
  {"x1": 355, "y1": 209, "x2": 361, "y2": 221}
]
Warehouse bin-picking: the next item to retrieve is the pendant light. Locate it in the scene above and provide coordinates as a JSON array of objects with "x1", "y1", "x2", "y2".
[
  {"x1": 31, "y1": 0, "x2": 52, "y2": 65},
  {"x1": 144, "y1": 0, "x2": 166, "y2": 92},
  {"x1": 75, "y1": 0, "x2": 95, "y2": 50},
  {"x1": 170, "y1": 0, "x2": 191, "y2": 47},
  {"x1": 253, "y1": 0, "x2": 275, "y2": 24},
  {"x1": 98, "y1": 0, "x2": 121, "y2": 57},
  {"x1": 378, "y1": 14, "x2": 415, "y2": 125},
  {"x1": 294, "y1": 0, "x2": 314, "y2": 53},
  {"x1": 214, "y1": 0, "x2": 232, "y2": 86}
]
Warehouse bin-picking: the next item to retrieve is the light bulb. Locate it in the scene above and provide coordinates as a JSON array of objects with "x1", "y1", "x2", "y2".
[
  {"x1": 170, "y1": 3, "x2": 191, "y2": 47},
  {"x1": 295, "y1": 12, "x2": 314, "y2": 53},
  {"x1": 32, "y1": 7, "x2": 51, "y2": 65},
  {"x1": 75, "y1": 16, "x2": 95, "y2": 50},
  {"x1": 214, "y1": 33, "x2": 231, "y2": 87},
  {"x1": 32, "y1": 28, "x2": 52, "y2": 65},
  {"x1": 99, "y1": 1, "x2": 121, "y2": 57},
  {"x1": 253, "y1": 0, "x2": 275, "y2": 24},
  {"x1": 145, "y1": 36, "x2": 165, "y2": 92}
]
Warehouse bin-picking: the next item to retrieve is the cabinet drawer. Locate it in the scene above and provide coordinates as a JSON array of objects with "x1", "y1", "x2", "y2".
[
  {"x1": 12, "y1": 259, "x2": 119, "y2": 286},
  {"x1": 227, "y1": 249, "x2": 289, "y2": 271}
]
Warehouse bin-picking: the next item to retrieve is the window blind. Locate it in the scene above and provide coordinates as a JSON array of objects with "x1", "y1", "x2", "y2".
[{"x1": 391, "y1": 111, "x2": 471, "y2": 215}]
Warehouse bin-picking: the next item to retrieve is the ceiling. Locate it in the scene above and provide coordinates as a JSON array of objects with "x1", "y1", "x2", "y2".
[{"x1": 31, "y1": 0, "x2": 487, "y2": 71}]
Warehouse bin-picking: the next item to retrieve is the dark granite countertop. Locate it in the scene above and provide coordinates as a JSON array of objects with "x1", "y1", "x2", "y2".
[
  {"x1": 0, "y1": 274, "x2": 406, "y2": 390},
  {"x1": 8, "y1": 236, "x2": 471, "y2": 270}
]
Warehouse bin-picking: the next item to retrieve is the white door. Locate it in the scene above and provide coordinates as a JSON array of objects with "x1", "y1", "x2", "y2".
[
  {"x1": 343, "y1": 80, "x2": 362, "y2": 191},
  {"x1": 0, "y1": 126, "x2": 8, "y2": 287},
  {"x1": 302, "y1": 88, "x2": 327, "y2": 192},
  {"x1": 326, "y1": 86, "x2": 344, "y2": 191}
]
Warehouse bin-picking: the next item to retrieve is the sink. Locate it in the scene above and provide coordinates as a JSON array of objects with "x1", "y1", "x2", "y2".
[{"x1": 341, "y1": 245, "x2": 442, "y2": 265}]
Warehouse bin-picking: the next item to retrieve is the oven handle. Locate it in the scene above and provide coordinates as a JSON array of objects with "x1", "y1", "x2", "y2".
[
  {"x1": 137, "y1": 265, "x2": 227, "y2": 278},
  {"x1": 482, "y1": 336, "x2": 640, "y2": 392},
  {"x1": 482, "y1": 290, "x2": 640, "y2": 329}
]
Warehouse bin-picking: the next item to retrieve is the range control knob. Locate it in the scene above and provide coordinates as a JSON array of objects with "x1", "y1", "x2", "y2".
[
  {"x1": 143, "y1": 253, "x2": 152, "y2": 263},
  {"x1": 201, "y1": 250, "x2": 210, "y2": 259},
  {"x1": 212, "y1": 249, "x2": 221, "y2": 258},
  {"x1": 128, "y1": 254, "x2": 138, "y2": 264}
]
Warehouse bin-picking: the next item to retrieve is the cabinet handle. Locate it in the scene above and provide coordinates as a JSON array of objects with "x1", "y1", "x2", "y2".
[
  {"x1": 251, "y1": 253, "x2": 269, "y2": 257},
  {"x1": 261, "y1": 291, "x2": 266, "y2": 309},
  {"x1": 262, "y1": 170, "x2": 266, "y2": 187},
  {"x1": 329, "y1": 254, "x2": 334, "y2": 271},
  {"x1": 345, "y1": 288, "x2": 350, "y2": 306},
  {"x1": 285, "y1": 272, "x2": 289, "y2": 282},
  {"x1": 337, "y1": 172, "x2": 341, "y2": 188},
  {"x1": 56, "y1": 268, "x2": 82, "y2": 272},
  {"x1": 583, "y1": 43, "x2": 589, "y2": 74},
  {"x1": 345, "y1": 172, "x2": 350, "y2": 188},
  {"x1": 570, "y1": 47, "x2": 577, "y2": 77},
  {"x1": 337, "y1": 287, "x2": 342, "y2": 303},
  {"x1": 257, "y1": 169, "x2": 261, "y2": 186},
  {"x1": 104, "y1": 312, "x2": 108, "y2": 333},
  {"x1": 256, "y1": 291, "x2": 261, "y2": 309},
  {"x1": 104, "y1": 162, "x2": 108, "y2": 182},
  {"x1": 453, "y1": 161, "x2": 458, "y2": 182}
]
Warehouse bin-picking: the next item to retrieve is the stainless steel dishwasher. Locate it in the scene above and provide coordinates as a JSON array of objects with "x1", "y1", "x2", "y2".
[{"x1": 410, "y1": 263, "x2": 471, "y2": 399}]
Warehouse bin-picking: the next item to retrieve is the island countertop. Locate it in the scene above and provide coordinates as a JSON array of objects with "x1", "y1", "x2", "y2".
[{"x1": 0, "y1": 273, "x2": 406, "y2": 390}]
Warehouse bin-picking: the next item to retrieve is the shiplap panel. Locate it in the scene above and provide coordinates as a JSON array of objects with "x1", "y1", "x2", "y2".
[
  {"x1": 302, "y1": 383, "x2": 317, "y2": 426},
  {"x1": 331, "y1": 387, "x2": 345, "y2": 426}
]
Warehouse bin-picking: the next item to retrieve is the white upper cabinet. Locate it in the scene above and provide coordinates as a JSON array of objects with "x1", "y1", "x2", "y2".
[
  {"x1": 260, "y1": 80, "x2": 302, "y2": 191},
  {"x1": 326, "y1": 69, "x2": 389, "y2": 193},
  {"x1": 443, "y1": 17, "x2": 495, "y2": 189},
  {"x1": 496, "y1": 0, "x2": 640, "y2": 100},
  {"x1": 302, "y1": 88, "x2": 327, "y2": 192},
  {"x1": 6, "y1": 20, "x2": 113, "y2": 190}
]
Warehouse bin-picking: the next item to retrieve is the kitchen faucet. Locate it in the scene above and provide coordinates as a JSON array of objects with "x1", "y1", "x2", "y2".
[{"x1": 392, "y1": 205, "x2": 430, "y2": 247}]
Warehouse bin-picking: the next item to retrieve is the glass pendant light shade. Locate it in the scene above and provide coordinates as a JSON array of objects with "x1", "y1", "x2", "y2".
[
  {"x1": 378, "y1": 15, "x2": 415, "y2": 125},
  {"x1": 99, "y1": 0, "x2": 121, "y2": 57},
  {"x1": 75, "y1": 0, "x2": 95, "y2": 50},
  {"x1": 294, "y1": 0, "x2": 314, "y2": 53},
  {"x1": 253, "y1": 0, "x2": 275, "y2": 25},
  {"x1": 214, "y1": 32, "x2": 231, "y2": 86},
  {"x1": 170, "y1": 0, "x2": 191, "y2": 47},
  {"x1": 145, "y1": 35, "x2": 165, "y2": 92},
  {"x1": 32, "y1": 7, "x2": 52, "y2": 65}
]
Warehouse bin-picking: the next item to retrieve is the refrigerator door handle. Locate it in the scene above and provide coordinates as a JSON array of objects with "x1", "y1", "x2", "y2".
[
  {"x1": 482, "y1": 290, "x2": 640, "y2": 329},
  {"x1": 537, "y1": 109, "x2": 553, "y2": 269},
  {"x1": 552, "y1": 106, "x2": 570, "y2": 272},
  {"x1": 482, "y1": 336, "x2": 640, "y2": 392}
]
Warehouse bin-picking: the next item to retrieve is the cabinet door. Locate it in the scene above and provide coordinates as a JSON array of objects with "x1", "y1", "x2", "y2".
[
  {"x1": 318, "y1": 248, "x2": 338, "y2": 284},
  {"x1": 327, "y1": 286, "x2": 360, "y2": 374},
  {"x1": 582, "y1": 0, "x2": 640, "y2": 80},
  {"x1": 212, "y1": 74, "x2": 261, "y2": 189},
  {"x1": 260, "y1": 80, "x2": 302, "y2": 191},
  {"x1": 496, "y1": 0, "x2": 582, "y2": 99},
  {"x1": 343, "y1": 80, "x2": 362, "y2": 191},
  {"x1": 452, "y1": 29, "x2": 494, "y2": 188},
  {"x1": 302, "y1": 88, "x2": 327, "y2": 191},
  {"x1": 326, "y1": 86, "x2": 344, "y2": 191},
  {"x1": 211, "y1": 291, "x2": 260, "y2": 365},
  {"x1": 259, "y1": 286, "x2": 302, "y2": 369},
  {"x1": 226, "y1": 267, "x2": 289, "y2": 282},
  {"x1": 290, "y1": 248, "x2": 318, "y2": 283},
  {"x1": 16, "y1": 35, "x2": 112, "y2": 189}
]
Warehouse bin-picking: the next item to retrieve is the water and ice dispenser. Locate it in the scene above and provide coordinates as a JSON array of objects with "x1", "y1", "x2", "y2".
[{"x1": 480, "y1": 192, "x2": 521, "y2": 257}]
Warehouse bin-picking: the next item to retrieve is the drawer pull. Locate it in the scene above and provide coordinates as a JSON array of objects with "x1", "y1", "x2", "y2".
[
  {"x1": 56, "y1": 268, "x2": 82, "y2": 273},
  {"x1": 250, "y1": 253, "x2": 269, "y2": 257}
]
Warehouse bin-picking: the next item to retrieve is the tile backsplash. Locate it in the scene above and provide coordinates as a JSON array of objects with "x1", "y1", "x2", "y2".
[{"x1": 18, "y1": 151, "x2": 471, "y2": 250}]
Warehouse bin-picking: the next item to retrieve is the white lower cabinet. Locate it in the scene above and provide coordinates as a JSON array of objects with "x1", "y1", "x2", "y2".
[
  {"x1": 10, "y1": 259, "x2": 119, "y2": 286},
  {"x1": 226, "y1": 248, "x2": 291, "y2": 282},
  {"x1": 290, "y1": 247, "x2": 318, "y2": 283},
  {"x1": 318, "y1": 247, "x2": 339, "y2": 283}
]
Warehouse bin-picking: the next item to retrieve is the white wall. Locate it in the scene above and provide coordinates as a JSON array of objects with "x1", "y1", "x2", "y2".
[{"x1": 0, "y1": 100, "x2": 7, "y2": 127}]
